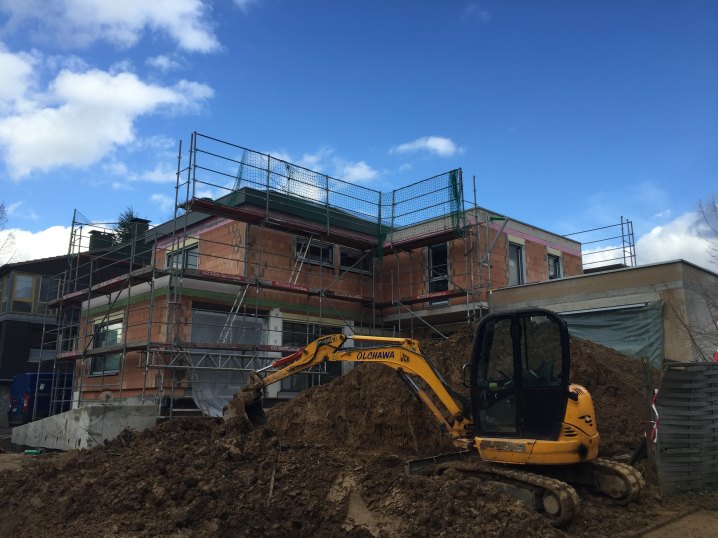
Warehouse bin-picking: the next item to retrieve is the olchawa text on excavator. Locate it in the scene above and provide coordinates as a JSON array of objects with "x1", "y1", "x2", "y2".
[{"x1": 223, "y1": 309, "x2": 644, "y2": 526}]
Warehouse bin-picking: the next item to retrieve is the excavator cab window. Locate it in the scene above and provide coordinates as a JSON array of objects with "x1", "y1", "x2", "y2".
[
  {"x1": 471, "y1": 309, "x2": 570, "y2": 440},
  {"x1": 474, "y1": 317, "x2": 519, "y2": 434}
]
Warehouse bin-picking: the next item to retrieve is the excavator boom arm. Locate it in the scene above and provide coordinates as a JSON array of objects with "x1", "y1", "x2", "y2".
[{"x1": 239, "y1": 333, "x2": 473, "y2": 440}]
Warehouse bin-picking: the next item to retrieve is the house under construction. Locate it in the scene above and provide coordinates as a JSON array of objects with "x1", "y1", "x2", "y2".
[{"x1": 38, "y1": 132, "x2": 594, "y2": 419}]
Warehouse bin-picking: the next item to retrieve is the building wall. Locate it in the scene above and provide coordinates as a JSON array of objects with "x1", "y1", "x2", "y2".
[
  {"x1": 491, "y1": 261, "x2": 718, "y2": 363},
  {"x1": 0, "y1": 320, "x2": 41, "y2": 380},
  {"x1": 379, "y1": 220, "x2": 582, "y2": 312},
  {"x1": 67, "y1": 206, "x2": 587, "y2": 403}
]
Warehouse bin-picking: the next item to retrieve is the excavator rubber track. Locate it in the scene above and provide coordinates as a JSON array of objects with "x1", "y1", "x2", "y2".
[
  {"x1": 577, "y1": 458, "x2": 645, "y2": 505},
  {"x1": 414, "y1": 456, "x2": 580, "y2": 527},
  {"x1": 536, "y1": 457, "x2": 645, "y2": 506}
]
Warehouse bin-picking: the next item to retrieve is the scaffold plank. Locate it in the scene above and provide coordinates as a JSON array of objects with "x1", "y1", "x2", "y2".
[{"x1": 51, "y1": 266, "x2": 158, "y2": 305}]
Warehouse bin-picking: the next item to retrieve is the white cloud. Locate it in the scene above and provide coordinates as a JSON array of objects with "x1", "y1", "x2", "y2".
[
  {"x1": 0, "y1": 65, "x2": 213, "y2": 179},
  {"x1": 636, "y1": 212, "x2": 714, "y2": 269},
  {"x1": 398, "y1": 163, "x2": 412, "y2": 173},
  {"x1": 269, "y1": 146, "x2": 380, "y2": 185},
  {"x1": 0, "y1": 0, "x2": 220, "y2": 53},
  {"x1": 341, "y1": 161, "x2": 378, "y2": 182},
  {"x1": 151, "y1": 193, "x2": 175, "y2": 213},
  {"x1": 652, "y1": 209, "x2": 672, "y2": 219},
  {"x1": 582, "y1": 211, "x2": 714, "y2": 271},
  {"x1": 5, "y1": 201, "x2": 22, "y2": 215},
  {"x1": 298, "y1": 146, "x2": 334, "y2": 171},
  {"x1": 103, "y1": 158, "x2": 177, "y2": 185},
  {"x1": 112, "y1": 182, "x2": 134, "y2": 191},
  {"x1": 390, "y1": 136, "x2": 464, "y2": 157},
  {"x1": 138, "y1": 164, "x2": 176, "y2": 184},
  {"x1": 0, "y1": 46, "x2": 37, "y2": 109},
  {"x1": 0, "y1": 226, "x2": 71, "y2": 264},
  {"x1": 462, "y1": 4, "x2": 492, "y2": 24},
  {"x1": 5, "y1": 201, "x2": 38, "y2": 221},
  {"x1": 233, "y1": 0, "x2": 258, "y2": 12},
  {"x1": 146, "y1": 54, "x2": 182, "y2": 72}
]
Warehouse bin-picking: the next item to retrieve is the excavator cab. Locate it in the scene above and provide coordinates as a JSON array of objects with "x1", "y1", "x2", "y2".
[{"x1": 471, "y1": 309, "x2": 570, "y2": 442}]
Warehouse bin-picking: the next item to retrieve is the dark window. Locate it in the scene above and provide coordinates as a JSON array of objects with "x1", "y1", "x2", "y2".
[
  {"x1": 508, "y1": 243, "x2": 524, "y2": 286},
  {"x1": 0, "y1": 276, "x2": 6, "y2": 313},
  {"x1": 91, "y1": 319, "x2": 123, "y2": 375},
  {"x1": 39, "y1": 276, "x2": 57, "y2": 304},
  {"x1": 296, "y1": 236, "x2": 333, "y2": 268},
  {"x1": 12, "y1": 274, "x2": 35, "y2": 313},
  {"x1": 190, "y1": 308, "x2": 265, "y2": 345},
  {"x1": 548, "y1": 254, "x2": 561, "y2": 280},
  {"x1": 94, "y1": 319, "x2": 123, "y2": 348},
  {"x1": 167, "y1": 245, "x2": 199, "y2": 270},
  {"x1": 91, "y1": 354, "x2": 121, "y2": 375},
  {"x1": 339, "y1": 247, "x2": 372, "y2": 274},
  {"x1": 428, "y1": 243, "x2": 449, "y2": 293}
]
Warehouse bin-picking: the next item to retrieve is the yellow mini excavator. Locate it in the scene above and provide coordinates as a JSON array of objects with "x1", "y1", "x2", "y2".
[{"x1": 224, "y1": 308, "x2": 644, "y2": 525}]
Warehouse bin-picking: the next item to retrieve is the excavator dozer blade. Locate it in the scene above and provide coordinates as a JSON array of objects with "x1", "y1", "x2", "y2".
[{"x1": 222, "y1": 390, "x2": 267, "y2": 427}]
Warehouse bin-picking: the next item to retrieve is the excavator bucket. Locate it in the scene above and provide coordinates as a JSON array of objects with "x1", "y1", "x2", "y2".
[{"x1": 222, "y1": 389, "x2": 267, "y2": 426}]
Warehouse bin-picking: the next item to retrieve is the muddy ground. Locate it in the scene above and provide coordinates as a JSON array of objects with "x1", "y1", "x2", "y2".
[{"x1": 1, "y1": 330, "x2": 716, "y2": 537}]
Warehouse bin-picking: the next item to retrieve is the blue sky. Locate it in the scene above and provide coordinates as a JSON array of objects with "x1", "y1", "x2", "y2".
[{"x1": 0, "y1": 0, "x2": 716, "y2": 269}]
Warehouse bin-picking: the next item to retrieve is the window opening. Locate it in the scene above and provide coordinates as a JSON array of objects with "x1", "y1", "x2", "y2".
[
  {"x1": 296, "y1": 236, "x2": 333, "y2": 268},
  {"x1": 508, "y1": 243, "x2": 524, "y2": 286},
  {"x1": 548, "y1": 254, "x2": 561, "y2": 280},
  {"x1": 167, "y1": 245, "x2": 199, "y2": 270},
  {"x1": 12, "y1": 274, "x2": 35, "y2": 313},
  {"x1": 428, "y1": 243, "x2": 449, "y2": 293},
  {"x1": 0, "y1": 276, "x2": 6, "y2": 313},
  {"x1": 339, "y1": 247, "x2": 373, "y2": 274},
  {"x1": 91, "y1": 319, "x2": 123, "y2": 375}
]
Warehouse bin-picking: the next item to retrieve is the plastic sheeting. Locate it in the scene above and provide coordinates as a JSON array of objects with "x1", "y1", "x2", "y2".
[
  {"x1": 187, "y1": 356, "x2": 252, "y2": 418},
  {"x1": 560, "y1": 301, "x2": 664, "y2": 368},
  {"x1": 189, "y1": 309, "x2": 268, "y2": 417}
]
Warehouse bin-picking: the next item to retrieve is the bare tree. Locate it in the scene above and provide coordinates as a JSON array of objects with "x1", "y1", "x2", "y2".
[
  {"x1": 0, "y1": 202, "x2": 16, "y2": 264},
  {"x1": 699, "y1": 196, "x2": 718, "y2": 267}
]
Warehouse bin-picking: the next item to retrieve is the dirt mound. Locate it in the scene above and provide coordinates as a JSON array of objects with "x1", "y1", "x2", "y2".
[
  {"x1": 0, "y1": 329, "x2": 677, "y2": 537},
  {"x1": 268, "y1": 325, "x2": 646, "y2": 459},
  {"x1": 0, "y1": 418, "x2": 556, "y2": 537},
  {"x1": 569, "y1": 338, "x2": 647, "y2": 456}
]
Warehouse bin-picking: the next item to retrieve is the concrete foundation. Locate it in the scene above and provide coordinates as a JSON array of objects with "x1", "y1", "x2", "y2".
[{"x1": 11, "y1": 404, "x2": 158, "y2": 451}]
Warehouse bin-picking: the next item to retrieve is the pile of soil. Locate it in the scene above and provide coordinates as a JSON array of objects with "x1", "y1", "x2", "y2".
[{"x1": 0, "y1": 331, "x2": 707, "y2": 537}]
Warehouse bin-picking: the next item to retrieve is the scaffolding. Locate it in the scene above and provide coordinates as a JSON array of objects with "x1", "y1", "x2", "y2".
[
  {"x1": 39, "y1": 132, "x2": 554, "y2": 418},
  {"x1": 565, "y1": 216, "x2": 637, "y2": 271}
]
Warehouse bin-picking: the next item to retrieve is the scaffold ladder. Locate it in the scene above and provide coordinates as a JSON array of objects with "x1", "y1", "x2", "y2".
[
  {"x1": 289, "y1": 236, "x2": 313, "y2": 285},
  {"x1": 218, "y1": 284, "x2": 249, "y2": 344}
]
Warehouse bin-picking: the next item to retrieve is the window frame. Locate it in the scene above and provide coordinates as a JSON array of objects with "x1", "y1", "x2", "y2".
[
  {"x1": 90, "y1": 318, "x2": 124, "y2": 376},
  {"x1": 11, "y1": 273, "x2": 36, "y2": 313},
  {"x1": 167, "y1": 244, "x2": 199, "y2": 270},
  {"x1": 38, "y1": 276, "x2": 57, "y2": 306},
  {"x1": 90, "y1": 354, "x2": 121, "y2": 376},
  {"x1": 428, "y1": 243, "x2": 449, "y2": 292},
  {"x1": 295, "y1": 235, "x2": 334, "y2": 269},
  {"x1": 339, "y1": 246, "x2": 373, "y2": 274},
  {"x1": 547, "y1": 253, "x2": 562, "y2": 280},
  {"x1": 0, "y1": 275, "x2": 6, "y2": 313},
  {"x1": 508, "y1": 242, "x2": 525, "y2": 286}
]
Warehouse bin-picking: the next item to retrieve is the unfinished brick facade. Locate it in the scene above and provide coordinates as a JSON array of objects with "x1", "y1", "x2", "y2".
[
  {"x1": 47, "y1": 134, "x2": 583, "y2": 413},
  {"x1": 64, "y1": 206, "x2": 581, "y2": 404}
]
